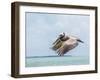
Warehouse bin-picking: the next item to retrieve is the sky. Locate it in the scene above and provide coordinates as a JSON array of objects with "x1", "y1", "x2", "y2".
[{"x1": 25, "y1": 12, "x2": 90, "y2": 57}]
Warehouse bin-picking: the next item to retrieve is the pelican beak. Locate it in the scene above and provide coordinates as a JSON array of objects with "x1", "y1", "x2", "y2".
[{"x1": 77, "y1": 39, "x2": 84, "y2": 43}]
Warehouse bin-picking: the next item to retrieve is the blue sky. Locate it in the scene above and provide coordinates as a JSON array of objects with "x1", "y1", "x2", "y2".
[{"x1": 25, "y1": 12, "x2": 90, "y2": 57}]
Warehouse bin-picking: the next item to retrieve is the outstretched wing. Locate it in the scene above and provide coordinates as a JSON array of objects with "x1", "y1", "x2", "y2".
[
  {"x1": 57, "y1": 40, "x2": 78, "y2": 56},
  {"x1": 57, "y1": 43, "x2": 69, "y2": 56},
  {"x1": 52, "y1": 37, "x2": 60, "y2": 45}
]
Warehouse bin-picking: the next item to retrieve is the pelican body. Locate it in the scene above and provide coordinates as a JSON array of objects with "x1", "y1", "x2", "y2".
[{"x1": 52, "y1": 32, "x2": 84, "y2": 56}]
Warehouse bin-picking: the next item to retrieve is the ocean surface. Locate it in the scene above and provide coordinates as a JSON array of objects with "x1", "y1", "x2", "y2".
[{"x1": 25, "y1": 55, "x2": 89, "y2": 67}]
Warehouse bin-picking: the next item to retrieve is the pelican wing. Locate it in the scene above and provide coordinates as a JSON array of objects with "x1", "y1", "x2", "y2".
[
  {"x1": 53, "y1": 37, "x2": 60, "y2": 45},
  {"x1": 57, "y1": 43, "x2": 69, "y2": 55},
  {"x1": 52, "y1": 38, "x2": 63, "y2": 51},
  {"x1": 57, "y1": 39, "x2": 78, "y2": 55}
]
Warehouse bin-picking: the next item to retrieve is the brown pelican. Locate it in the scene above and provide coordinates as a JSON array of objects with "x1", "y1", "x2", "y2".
[{"x1": 52, "y1": 32, "x2": 84, "y2": 56}]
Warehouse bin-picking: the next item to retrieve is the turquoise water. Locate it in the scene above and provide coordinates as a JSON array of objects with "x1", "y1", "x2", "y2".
[{"x1": 25, "y1": 56, "x2": 89, "y2": 67}]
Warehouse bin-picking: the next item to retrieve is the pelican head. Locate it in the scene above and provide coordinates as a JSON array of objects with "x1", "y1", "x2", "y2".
[
  {"x1": 59, "y1": 32, "x2": 65, "y2": 39},
  {"x1": 52, "y1": 32, "x2": 65, "y2": 45}
]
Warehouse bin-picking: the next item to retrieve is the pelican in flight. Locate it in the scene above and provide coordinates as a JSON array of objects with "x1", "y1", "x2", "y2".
[{"x1": 52, "y1": 32, "x2": 84, "y2": 56}]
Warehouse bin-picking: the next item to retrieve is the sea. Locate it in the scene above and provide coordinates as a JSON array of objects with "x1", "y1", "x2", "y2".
[{"x1": 25, "y1": 55, "x2": 89, "y2": 67}]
